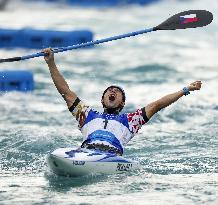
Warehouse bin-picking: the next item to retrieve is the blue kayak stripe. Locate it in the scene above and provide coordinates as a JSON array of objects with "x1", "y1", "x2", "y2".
[
  {"x1": 96, "y1": 155, "x2": 131, "y2": 163},
  {"x1": 63, "y1": 148, "x2": 133, "y2": 163}
]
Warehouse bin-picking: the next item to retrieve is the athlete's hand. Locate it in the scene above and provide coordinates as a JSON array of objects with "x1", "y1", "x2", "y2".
[
  {"x1": 188, "y1": 80, "x2": 202, "y2": 91},
  {"x1": 43, "y1": 48, "x2": 55, "y2": 65}
]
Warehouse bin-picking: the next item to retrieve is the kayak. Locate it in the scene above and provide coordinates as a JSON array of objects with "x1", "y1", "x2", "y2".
[{"x1": 47, "y1": 147, "x2": 140, "y2": 177}]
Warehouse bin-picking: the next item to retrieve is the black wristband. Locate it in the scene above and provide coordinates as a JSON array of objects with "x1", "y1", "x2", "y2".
[
  {"x1": 69, "y1": 97, "x2": 81, "y2": 112},
  {"x1": 141, "y1": 108, "x2": 149, "y2": 123}
]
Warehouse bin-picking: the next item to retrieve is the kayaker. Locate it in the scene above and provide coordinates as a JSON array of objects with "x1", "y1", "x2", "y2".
[{"x1": 43, "y1": 48, "x2": 202, "y2": 156}]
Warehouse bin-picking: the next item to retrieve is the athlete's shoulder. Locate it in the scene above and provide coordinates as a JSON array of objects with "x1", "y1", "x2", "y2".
[
  {"x1": 124, "y1": 108, "x2": 149, "y2": 134},
  {"x1": 126, "y1": 108, "x2": 149, "y2": 123}
]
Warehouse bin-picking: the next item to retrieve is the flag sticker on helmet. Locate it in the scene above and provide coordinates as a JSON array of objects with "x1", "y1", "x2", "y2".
[{"x1": 180, "y1": 14, "x2": 199, "y2": 24}]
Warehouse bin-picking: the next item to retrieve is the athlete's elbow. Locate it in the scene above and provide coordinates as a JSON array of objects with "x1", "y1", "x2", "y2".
[{"x1": 58, "y1": 86, "x2": 70, "y2": 97}]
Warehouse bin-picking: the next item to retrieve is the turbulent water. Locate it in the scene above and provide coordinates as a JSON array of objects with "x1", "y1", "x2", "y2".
[{"x1": 0, "y1": 0, "x2": 218, "y2": 204}]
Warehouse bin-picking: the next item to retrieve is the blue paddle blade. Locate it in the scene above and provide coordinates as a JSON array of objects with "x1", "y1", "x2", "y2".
[{"x1": 154, "y1": 10, "x2": 213, "y2": 31}]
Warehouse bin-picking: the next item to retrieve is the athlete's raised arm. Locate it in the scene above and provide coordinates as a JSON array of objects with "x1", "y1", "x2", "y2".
[
  {"x1": 144, "y1": 81, "x2": 202, "y2": 119},
  {"x1": 43, "y1": 48, "x2": 77, "y2": 108}
]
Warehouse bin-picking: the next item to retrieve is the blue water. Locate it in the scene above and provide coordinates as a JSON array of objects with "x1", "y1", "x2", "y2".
[{"x1": 0, "y1": 0, "x2": 218, "y2": 204}]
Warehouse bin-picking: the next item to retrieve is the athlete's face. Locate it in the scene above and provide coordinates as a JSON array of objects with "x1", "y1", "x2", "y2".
[{"x1": 102, "y1": 87, "x2": 125, "y2": 109}]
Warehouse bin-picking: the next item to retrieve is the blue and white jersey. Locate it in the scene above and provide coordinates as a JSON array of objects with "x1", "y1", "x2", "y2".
[{"x1": 69, "y1": 98, "x2": 149, "y2": 154}]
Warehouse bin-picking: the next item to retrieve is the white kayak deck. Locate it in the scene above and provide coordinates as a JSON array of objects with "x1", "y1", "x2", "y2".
[{"x1": 47, "y1": 147, "x2": 140, "y2": 177}]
